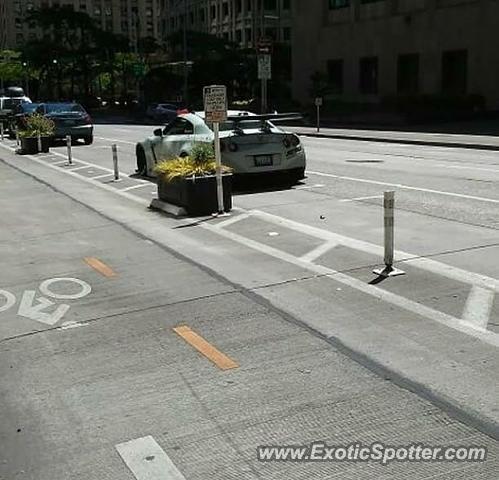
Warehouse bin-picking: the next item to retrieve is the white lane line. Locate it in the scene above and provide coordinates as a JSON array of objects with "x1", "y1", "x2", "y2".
[
  {"x1": 300, "y1": 240, "x2": 338, "y2": 263},
  {"x1": 215, "y1": 212, "x2": 251, "y2": 229},
  {"x1": 462, "y1": 286, "x2": 495, "y2": 329},
  {"x1": 436, "y1": 164, "x2": 499, "y2": 173},
  {"x1": 308, "y1": 170, "x2": 499, "y2": 204},
  {"x1": 251, "y1": 209, "x2": 499, "y2": 292},
  {"x1": 91, "y1": 172, "x2": 114, "y2": 179},
  {"x1": 0, "y1": 143, "x2": 151, "y2": 206},
  {"x1": 66, "y1": 165, "x2": 96, "y2": 172},
  {"x1": 116, "y1": 436, "x2": 186, "y2": 480},
  {"x1": 340, "y1": 195, "x2": 384, "y2": 203},
  {"x1": 120, "y1": 183, "x2": 153, "y2": 191},
  {"x1": 206, "y1": 221, "x2": 499, "y2": 347},
  {"x1": 293, "y1": 183, "x2": 325, "y2": 190},
  {"x1": 48, "y1": 150, "x2": 149, "y2": 182},
  {"x1": 95, "y1": 136, "x2": 136, "y2": 145}
]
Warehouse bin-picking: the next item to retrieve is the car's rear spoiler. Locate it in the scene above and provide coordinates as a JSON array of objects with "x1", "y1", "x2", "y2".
[{"x1": 226, "y1": 112, "x2": 303, "y2": 123}]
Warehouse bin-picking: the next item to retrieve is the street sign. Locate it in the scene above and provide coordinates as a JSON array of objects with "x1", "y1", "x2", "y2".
[
  {"x1": 258, "y1": 55, "x2": 272, "y2": 80},
  {"x1": 203, "y1": 85, "x2": 227, "y2": 213},
  {"x1": 132, "y1": 62, "x2": 146, "y2": 78},
  {"x1": 315, "y1": 97, "x2": 323, "y2": 107},
  {"x1": 256, "y1": 37, "x2": 273, "y2": 55},
  {"x1": 203, "y1": 85, "x2": 228, "y2": 124}
]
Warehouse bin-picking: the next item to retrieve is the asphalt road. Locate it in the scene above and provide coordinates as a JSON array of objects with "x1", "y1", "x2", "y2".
[{"x1": 1, "y1": 124, "x2": 499, "y2": 479}]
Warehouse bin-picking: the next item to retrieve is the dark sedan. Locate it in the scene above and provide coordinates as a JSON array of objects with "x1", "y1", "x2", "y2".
[{"x1": 40, "y1": 103, "x2": 94, "y2": 144}]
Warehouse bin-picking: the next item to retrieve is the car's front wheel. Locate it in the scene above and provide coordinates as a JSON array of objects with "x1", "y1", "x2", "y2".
[{"x1": 136, "y1": 145, "x2": 147, "y2": 175}]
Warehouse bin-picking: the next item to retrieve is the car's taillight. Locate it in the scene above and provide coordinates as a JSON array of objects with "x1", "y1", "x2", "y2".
[
  {"x1": 177, "y1": 108, "x2": 188, "y2": 115},
  {"x1": 83, "y1": 114, "x2": 92, "y2": 123}
]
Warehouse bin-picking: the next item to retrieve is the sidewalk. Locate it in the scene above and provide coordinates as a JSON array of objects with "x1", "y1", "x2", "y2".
[
  {"x1": 286, "y1": 125, "x2": 499, "y2": 150},
  {"x1": 1, "y1": 153, "x2": 498, "y2": 479}
]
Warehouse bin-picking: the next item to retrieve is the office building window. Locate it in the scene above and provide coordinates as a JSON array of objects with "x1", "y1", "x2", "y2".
[
  {"x1": 397, "y1": 53, "x2": 419, "y2": 94},
  {"x1": 329, "y1": 0, "x2": 349, "y2": 8},
  {"x1": 441, "y1": 49, "x2": 467, "y2": 94},
  {"x1": 359, "y1": 56, "x2": 378, "y2": 94},
  {"x1": 327, "y1": 59, "x2": 344, "y2": 93}
]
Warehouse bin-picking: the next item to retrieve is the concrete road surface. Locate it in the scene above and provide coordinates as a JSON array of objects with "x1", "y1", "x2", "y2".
[{"x1": 1, "y1": 122, "x2": 498, "y2": 479}]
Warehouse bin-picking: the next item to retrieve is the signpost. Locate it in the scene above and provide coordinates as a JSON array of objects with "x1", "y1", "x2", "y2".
[
  {"x1": 257, "y1": 38, "x2": 272, "y2": 114},
  {"x1": 203, "y1": 85, "x2": 228, "y2": 215},
  {"x1": 315, "y1": 97, "x2": 323, "y2": 132}
]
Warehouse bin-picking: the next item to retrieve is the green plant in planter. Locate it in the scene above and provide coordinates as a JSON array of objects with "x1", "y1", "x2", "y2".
[
  {"x1": 153, "y1": 143, "x2": 233, "y2": 215},
  {"x1": 154, "y1": 143, "x2": 232, "y2": 181},
  {"x1": 19, "y1": 113, "x2": 55, "y2": 138}
]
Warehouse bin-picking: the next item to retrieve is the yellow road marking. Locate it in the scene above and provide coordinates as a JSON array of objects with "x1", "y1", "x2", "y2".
[
  {"x1": 83, "y1": 257, "x2": 117, "y2": 278},
  {"x1": 173, "y1": 325, "x2": 239, "y2": 370}
]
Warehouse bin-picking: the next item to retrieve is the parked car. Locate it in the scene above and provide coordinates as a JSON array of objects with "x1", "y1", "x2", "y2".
[
  {"x1": 135, "y1": 111, "x2": 306, "y2": 182},
  {"x1": 10, "y1": 102, "x2": 42, "y2": 133},
  {"x1": 36, "y1": 102, "x2": 94, "y2": 144},
  {"x1": 146, "y1": 102, "x2": 187, "y2": 123},
  {"x1": 0, "y1": 87, "x2": 31, "y2": 134}
]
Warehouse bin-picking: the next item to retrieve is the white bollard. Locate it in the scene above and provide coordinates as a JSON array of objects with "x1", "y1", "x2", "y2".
[
  {"x1": 373, "y1": 191, "x2": 405, "y2": 277},
  {"x1": 37, "y1": 133, "x2": 42, "y2": 153},
  {"x1": 112, "y1": 144, "x2": 119, "y2": 180},
  {"x1": 66, "y1": 135, "x2": 72, "y2": 165},
  {"x1": 0, "y1": 123, "x2": 4, "y2": 141},
  {"x1": 15, "y1": 129, "x2": 19, "y2": 146}
]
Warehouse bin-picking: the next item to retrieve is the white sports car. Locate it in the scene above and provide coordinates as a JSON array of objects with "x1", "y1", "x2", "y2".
[{"x1": 135, "y1": 110, "x2": 306, "y2": 182}]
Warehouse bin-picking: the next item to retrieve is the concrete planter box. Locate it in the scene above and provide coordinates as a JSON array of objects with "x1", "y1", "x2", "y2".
[
  {"x1": 157, "y1": 174, "x2": 232, "y2": 216},
  {"x1": 19, "y1": 136, "x2": 52, "y2": 154}
]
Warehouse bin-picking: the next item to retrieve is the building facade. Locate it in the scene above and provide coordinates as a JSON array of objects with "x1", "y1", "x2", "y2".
[
  {"x1": 292, "y1": 0, "x2": 499, "y2": 109},
  {"x1": 0, "y1": 0, "x2": 162, "y2": 50},
  {"x1": 162, "y1": 0, "x2": 292, "y2": 47}
]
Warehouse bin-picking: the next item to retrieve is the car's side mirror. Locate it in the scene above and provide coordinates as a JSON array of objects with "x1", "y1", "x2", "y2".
[{"x1": 153, "y1": 128, "x2": 163, "y2": 137}]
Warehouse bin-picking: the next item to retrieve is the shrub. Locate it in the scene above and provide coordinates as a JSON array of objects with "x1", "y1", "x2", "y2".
[
  {"x1": 19, "y1": 114, "x2": 55, "y2": 137},
  {"x1": 154, "y1": 143, "x2": 231, "y2": 182}
]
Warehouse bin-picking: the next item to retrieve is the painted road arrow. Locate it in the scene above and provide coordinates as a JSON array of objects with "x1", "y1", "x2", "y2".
[{"x1": 18, "y1": 290, "x2": 70, "y2": 326}]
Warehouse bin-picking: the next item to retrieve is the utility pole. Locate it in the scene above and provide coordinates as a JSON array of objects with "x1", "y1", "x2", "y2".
[
  {"x1": 259, "y1": 1, "x2": 266, "y2": 114},
  {"x1": 133, "y1": 10, "x2": 141, "y2": 104},
  {"x1": 182, "y1": 0, "x2": 188, "y2": 105}
]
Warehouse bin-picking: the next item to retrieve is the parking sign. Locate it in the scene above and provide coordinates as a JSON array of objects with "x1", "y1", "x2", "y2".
[
  {"x1": 258, "y1": 55, "x2": 272, "y2": 80},
  {"x1": 203, "y1": 85, "x2": 228, "y2": 123}
]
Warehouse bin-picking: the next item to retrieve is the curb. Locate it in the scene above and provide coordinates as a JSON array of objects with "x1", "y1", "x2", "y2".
[{"x1": 292, "y1": 131, "x2": 499, "y2": 152}]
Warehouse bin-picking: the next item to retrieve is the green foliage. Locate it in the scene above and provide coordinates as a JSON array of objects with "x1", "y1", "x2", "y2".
[
  {"x1": 0, "y1": 50, "x2": 24, "y2": 82},
  {"x1": 190, "y1": 143, "x2": 215, "y2": 165},
  {"x1": 154, "y1": 144, "x2": 231, "y2": 182},
  {"x1": 19, "y1": 114, "x2": 55, "y2": 137}
]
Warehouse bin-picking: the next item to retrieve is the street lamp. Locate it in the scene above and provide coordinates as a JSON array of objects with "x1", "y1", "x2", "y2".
[{"x1": 22, "y1": 61, "x2": 29, "y2": 96}]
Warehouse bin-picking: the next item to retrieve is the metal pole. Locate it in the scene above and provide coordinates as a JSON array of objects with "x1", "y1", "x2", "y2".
[
  {"x1": 66, "y1": 135, "x2": 72, "y2": 164},
  {"x1": 384, "y1": 191, "x2": 394, "y2": 266},
  {"x1": 15, "y1": 129, "x2": 19, "y2": 146},
  {"x1": 373, "y1": 191, "x2": 405, "y2": 277},
  {"x1": 37, "y1": 133, "x2": 42, "y2": 153},
  {"x1": 182, "y1": 0, "x2": 188, "y2": 105},
  {"x1": 0, "y1": 122, "x2": 4, "y2": 141},
  {"x1": 316, "y1": 104, "x2": 320, "y2": 133},
  {"x1": 261, "y1": 77, "x2": 265, "y2": 114},
  {"x1": 213, "y1": 122, "x2": 224, "y2": 214},
  {"x1": 112, "y1": 144, "x2": 119, "y2": 180}
]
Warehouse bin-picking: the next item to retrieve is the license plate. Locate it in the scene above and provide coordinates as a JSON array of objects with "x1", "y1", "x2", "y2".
[{"x1": 254, "y1": 155, "x2": 273, "y2": 167}]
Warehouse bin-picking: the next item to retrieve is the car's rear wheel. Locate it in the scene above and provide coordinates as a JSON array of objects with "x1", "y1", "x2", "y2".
[
  {"x1": 287, "y1": 167, "x2": 306, "y2": 185},
  {"x1": 136, "y1": 145, "x2": 147, "y2": 175},
  {"x1": 83, "y1": 135, "x2": 93, "y2": 145}
]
